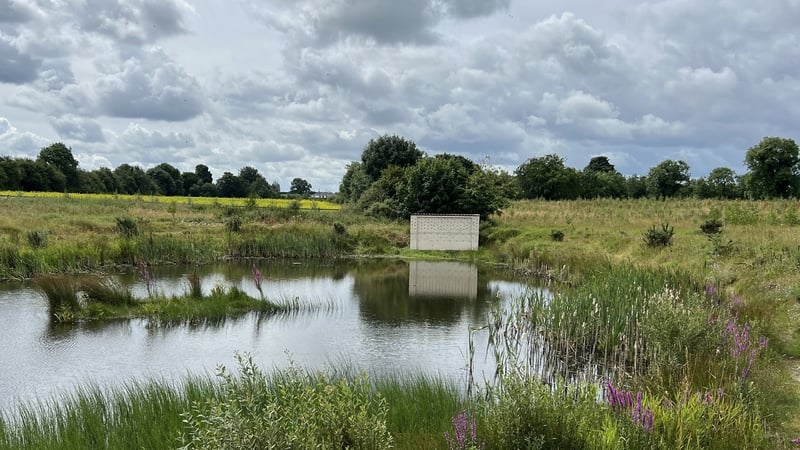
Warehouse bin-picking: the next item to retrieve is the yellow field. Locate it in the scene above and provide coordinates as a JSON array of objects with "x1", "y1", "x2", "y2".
[{"x1": 0, "y1": 190, "x2": 340, "y2": 210}]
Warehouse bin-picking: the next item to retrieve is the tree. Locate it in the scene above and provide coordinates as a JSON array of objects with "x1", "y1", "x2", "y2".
[
  {"x1": 147, "y1": 163, "x2": 183, "y2": 196},
  {"x1": 402, "y1": 156, "x2": 469, "y2": 216},
  {"x1": 743, "y1": 136, "x2": 800, "y2": 199},
  {"x1": 289, "y1": 178, "x2": 313, "y2": 197},
  {"x1": 37, "y1": 142, "x2": 80, "y2": 191},
  {"x1": 195, "y1": 164, "x2": 213, "y2": 184},
  {"x1": 114, "y1": 164, "x2": 157, "y2": 195},
  {"x1": 238, "y1": 166, "x2": 278, "y2": 198},
  {"x1": 581, "y1": 156, "x2": 626, "y2": 198},
  {"x1": 361, "y1": 134, "x2": 423, "y2": 180},
  {"x1": 584, "y1": 156, "x2": 616, "y2": 174},
  {"x1": 216, "y1": 172, "x2": 247, "y2": 198},
  {"x1": 646, "y1": 159, "x2": 690, "y2": 199},
  {"x1": 339, "y1": 162, "x2": 372, "y2": 203},
  {"x1": 515, "y1": 154, "x2": 581, "y2": 200},
  {"x1": 700, "y1": 167, "x2": 740, "y2": 199}
]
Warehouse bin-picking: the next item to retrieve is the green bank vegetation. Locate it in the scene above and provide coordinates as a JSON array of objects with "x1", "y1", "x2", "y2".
[{"x1": 1, "y1": 196, "x2": 800, "y2": 447}]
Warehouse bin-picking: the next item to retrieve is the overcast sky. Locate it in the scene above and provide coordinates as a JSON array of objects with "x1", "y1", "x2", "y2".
[{"x1": 1, "y1": 0, "x2": 798, "y2": 191}]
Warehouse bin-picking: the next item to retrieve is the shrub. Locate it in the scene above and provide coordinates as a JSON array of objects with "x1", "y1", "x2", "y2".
[
  {"x1": 550, "y1": 229, "x2": 565, "y2": 242},
  {"x1": 26, "y1": 229, "x2": 48, "y2": 249},
  {"x1": 333, "y1": 222, "x2": 347, "y2": 235},
  {"x1": 643, "y1": 223, "x2": 674, "y2": 247},
  {"x1": 181, "y1": 354, "x2": 393, "y2": 449},
  {"x1": 115, "y1": 217, "x2": 139, "y2": 238},
  {"x1": 225, "y1": 215, "x2": 242, "y2": 233},
  {"x1": 700, "y1": 218, "x2": 724, "y2": 235}
]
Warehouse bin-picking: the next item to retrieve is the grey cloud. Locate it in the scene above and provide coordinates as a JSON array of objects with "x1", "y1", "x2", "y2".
[
  {"x1": 0, "y1": 0, "x2": 36, "y2": 23},
  {"x1": 442, "y1": 0, "x2": 510, "y2": 19},
  {"x1": 0, "y1": 35, "x2": 40, "y2": 83},
  {"x1": 316, "y1": 0, "x2": 440, "y2": 45},
  {"x1": 77, "y1": 0, "x2": 192, "y2": 44},
  {"x1": 50, "y1": 115, "x2": 106, "y2": 143},
  {"x1": 95, "y1": 48, "x2": 204, "y2": 121},
  {"x1": 248, "y1": 0, "x2": 510, "y2": 48},
  {"x1": 37, "y1": 59, "x2": 75, "y2": 90}
]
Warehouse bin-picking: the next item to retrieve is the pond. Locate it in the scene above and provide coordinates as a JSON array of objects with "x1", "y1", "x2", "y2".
[{"x1": 0, "y1": 259, "x2": 533, "y2": 412}]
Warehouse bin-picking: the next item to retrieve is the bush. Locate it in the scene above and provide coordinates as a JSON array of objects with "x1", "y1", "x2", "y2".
[
  {"x1": 181, "y1": 354, "x2": 393, "y2": 449},
  {"x1": 115, "y1": 217, "x2": 139, "y2": 238},
  {"x1": 700, "y1": 218, "x2": 724, "y2": 235},
  {"x1": 550, "y1": 229, "x2": 565, "y2": 242},
  {"x1": 225, "y1": 215, "x2": 243, "y2": 233},
  {"x1": 643, "y1": 223, "x2": 674, "y2": 247},
  {"x1": 26, "y1": 229, "x2": 48, "y2": 249}
]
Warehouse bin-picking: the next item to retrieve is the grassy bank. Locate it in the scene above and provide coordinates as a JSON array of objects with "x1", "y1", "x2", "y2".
[{"x1": 0, "y1": 195, "x2": 405, "y2": 278}]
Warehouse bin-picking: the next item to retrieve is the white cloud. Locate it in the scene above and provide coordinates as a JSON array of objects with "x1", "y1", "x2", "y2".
[
  {"x1": 0, "y1": 116, "x2": 50, "y2": 155},
  {"x1": 94, "y1": 47, "x2": 204, "y2": 121}
]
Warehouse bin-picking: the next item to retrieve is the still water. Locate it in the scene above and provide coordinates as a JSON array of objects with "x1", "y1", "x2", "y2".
[{"x1": 0, "y1": 259, "x2": 531, "y2": 412}]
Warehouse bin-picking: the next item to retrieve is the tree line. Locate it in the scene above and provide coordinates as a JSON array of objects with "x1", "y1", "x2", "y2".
[
  {"x1": 338, "y1": 135, "x2": 800, "y2": 219},
  {"x1": 0, "y1": 143, "x2": 315, "y2": 198},
  {"x1": 3, "y1": 136, "x2": 798, "y2": 216}
]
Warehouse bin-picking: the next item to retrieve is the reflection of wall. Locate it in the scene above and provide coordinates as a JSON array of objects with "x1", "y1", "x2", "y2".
[
  {"x1": 409, "y1": 214, "x2": 479, "y2": 251},
  {"x1": 408, "y1": 261, "x2": 478, "y2": 300}
]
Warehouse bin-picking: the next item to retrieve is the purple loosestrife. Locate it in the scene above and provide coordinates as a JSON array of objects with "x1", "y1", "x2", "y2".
[
  {"x1": 605, "y1": 381, "x2": 655, "y2": 433},
  {"x1": 251, "y1": 263, "x2": 263, "y2": 294},
  {"x1": 444, "y1": 410, "x2": 484, "y2": 450},
  {"x1": 139, "y1": 261, "x2": 155, "y2": 297}
]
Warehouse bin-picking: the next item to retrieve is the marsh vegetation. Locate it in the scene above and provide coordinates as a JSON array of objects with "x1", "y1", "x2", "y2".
[{"x1": 0, "y1": 196, "x2": 799, "y2": 448}]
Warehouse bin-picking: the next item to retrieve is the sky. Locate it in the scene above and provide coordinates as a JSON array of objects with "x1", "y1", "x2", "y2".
[{"x1": 1, "y1": 0, "x2": 798, "y2": 192}]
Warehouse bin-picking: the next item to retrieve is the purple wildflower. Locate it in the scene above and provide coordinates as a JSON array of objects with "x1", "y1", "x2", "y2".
[
  {"x1": 139, "y1": 261, "x2": 155, "y2": 296},
  {"x1": 605, "y1": 380, "x2": 655, "y2": 433},
  {"x1": 251, "y1": 263, "x2": 263, "y2": 292},
  {"x1": 444, "y1": 410, "x2": 484, "y2": 450},
  {"x1": 791, "y1": 437, "x2": 800, "y2": 446}
]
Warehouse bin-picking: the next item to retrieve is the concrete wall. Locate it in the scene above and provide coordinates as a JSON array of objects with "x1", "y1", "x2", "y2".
[
  {"x1": 409, "y1": 214, "x2": 480, "y2": 251},
  {"x1": 408, "y1": 260, "x2": 478, "y2": 299}
]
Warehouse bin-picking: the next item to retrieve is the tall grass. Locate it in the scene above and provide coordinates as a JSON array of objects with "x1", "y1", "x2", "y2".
[{"x1": 0, "y1": 377, "x2": 221, "y2": 450}]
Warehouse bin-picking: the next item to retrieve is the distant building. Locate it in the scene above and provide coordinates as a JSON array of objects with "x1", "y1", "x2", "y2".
[{"x1": 311, "y1": 191, "x2": 335, "y2": 200}]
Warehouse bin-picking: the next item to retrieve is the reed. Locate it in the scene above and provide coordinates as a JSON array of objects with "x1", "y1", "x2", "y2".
[{"x1": 0, "y1": 377, "x2": 221, "y2": 450}]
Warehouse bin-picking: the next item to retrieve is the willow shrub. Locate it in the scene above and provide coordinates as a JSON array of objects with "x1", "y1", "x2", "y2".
[{"x1": 180, "y1": 354, "x2": 393, "y2": 449}]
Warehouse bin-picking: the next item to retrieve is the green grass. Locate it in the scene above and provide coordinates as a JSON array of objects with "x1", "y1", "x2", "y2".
[{"x1": 0, "y1": 377, "x2": 221, "y2": 450}]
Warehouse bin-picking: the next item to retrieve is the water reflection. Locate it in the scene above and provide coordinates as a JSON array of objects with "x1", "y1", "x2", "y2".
[
  {"x1": 0, "y1": 259, "x2": 530, "y2": 412},
  {"x1": 409, "y1": 260, "x2": 478, "y2": 299}
]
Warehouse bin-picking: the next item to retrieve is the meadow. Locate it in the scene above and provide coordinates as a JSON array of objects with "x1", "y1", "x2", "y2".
[{"x1": 0, "y1": 195, "x2": 799, "y2": 448}]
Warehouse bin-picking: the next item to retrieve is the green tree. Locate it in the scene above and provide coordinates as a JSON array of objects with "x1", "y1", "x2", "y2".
[
  {"x1": 361, "y1": 134, "x2": 423, "y2": 180},
  {"x1": 356, "y1": 166, "x2": 408, "y2": 219},
  {"x1": 402, "y1": 156, "x2": 469, "y2": 216},
  {"x1": 701, "y1": 167, "x2": 740, "y2": 199},
  {"x1": 581, "y1": 156, "x2": 626, "y2": 198},
  {"x1": 195, "y1": 164, "x2": 213, "y2": 184},
  {"x1": 338, "y1": 162, "x2": 372, "y2": 203},
  {"x1": 217, "y1": 172, "x2": 247, "y2": 198},
  {"x1": 646, "y1": 159, "x2": 690, "y2": 199},
  {"x1": 515, "y1": 154, "x2": 581, "y2": 200},
  {"x1": 114, "y1": 164, "x2": 157, "y2": 195},
  {"x1": 626, "y1": 175, "x2": 648, "y2": 198},
  {"x1": 37, "y1": 142, "x2": 80, "y2": 191},
  {"x1": 147, "y1": 163, "x2": 183, "y2": 196},
  {"x1": 743, "y1": 136, "x2": 800, "y2": 198},
  {"x1": 289, "y1": 178, "x2": 313, "y2": 197},
  {"x1": 584, "y1": 155, "x2": 616, "y2": 174},
  {"x1": 238, "y1": 166, "x2": 278, "y2": 198}
]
